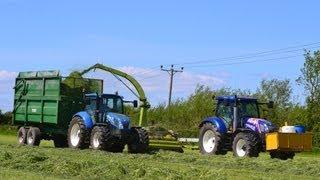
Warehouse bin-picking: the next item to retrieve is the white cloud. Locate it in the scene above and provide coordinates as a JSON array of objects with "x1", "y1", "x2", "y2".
[
  {"x1": 0, "y1": 70, "x2": 17, "y2": 111},
  {"x1": 0, "y1": 70, "x2": 17, "y2": 80},
  {"x1": 117, "y1": 66, "x2": 227, "y2": 102}
]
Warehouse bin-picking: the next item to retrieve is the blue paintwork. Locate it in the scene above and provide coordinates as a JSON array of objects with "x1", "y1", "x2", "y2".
[
  {"x1": 200, "y1": 117, "x2": 228, "y2": 134},
  {"x1": 73, "y1": 111, "x2": 94, "y2": 129},
  {"x1": 216, "y1": 96, "x2": 258, "y2": 103},
  {"x1": 295, "y1": 125, "x2": 306, "y2": 134},
  {"x1": 244, "y1": 118, "x2": 274, "y2": 133},
  {"x1": 105, "y1": 112, "x2": 130, "y2": 130}
]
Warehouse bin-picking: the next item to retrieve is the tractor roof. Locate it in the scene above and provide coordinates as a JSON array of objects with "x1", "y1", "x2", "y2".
[
  {"x1": 216, "y1": 96, "x2": 257, "y2": 102},
  {"x1": 85, "y1": 93, "x2": 122, "y2": 99}
]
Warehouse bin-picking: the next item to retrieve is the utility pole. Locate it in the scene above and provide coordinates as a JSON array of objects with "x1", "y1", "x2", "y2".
[{"x1": 161, "y1": 65, "x2": 184, "y2": 106}]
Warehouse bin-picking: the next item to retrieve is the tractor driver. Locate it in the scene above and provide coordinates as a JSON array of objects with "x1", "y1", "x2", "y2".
[{"x1": 216, "y1": 102, "x2": 234, "y2": 131}]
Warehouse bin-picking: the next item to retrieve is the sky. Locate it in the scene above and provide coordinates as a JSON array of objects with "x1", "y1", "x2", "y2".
[{"x1": 1, "y1": 0, "x2": 320, "y2": 111}]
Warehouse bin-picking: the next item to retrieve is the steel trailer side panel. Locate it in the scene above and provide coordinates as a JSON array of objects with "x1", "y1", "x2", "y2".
[{"x1": 13, "y1": 76, "x2": 61, "y2": 125}]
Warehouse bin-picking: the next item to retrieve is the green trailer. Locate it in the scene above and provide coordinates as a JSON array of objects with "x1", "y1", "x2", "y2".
[
  {"x1": 13, "y1": 64, "x2": 183, "y2": 152},
  {"x1": 13, "y1": 70, "x2": 103, "y2": 147}
]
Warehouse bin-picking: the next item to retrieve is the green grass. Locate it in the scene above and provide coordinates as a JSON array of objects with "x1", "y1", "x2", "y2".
[{"x1": 0, "y1": 134, "x2": 320, "y2": 179}]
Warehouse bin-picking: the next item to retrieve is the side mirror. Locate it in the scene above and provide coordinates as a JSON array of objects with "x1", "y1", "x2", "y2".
[
  {"x1": 133, "y1": 100, "x2": 138, "y2": 108},
  {"x1": 268, "y1": 101, "x2": 274, "y2": 108}
]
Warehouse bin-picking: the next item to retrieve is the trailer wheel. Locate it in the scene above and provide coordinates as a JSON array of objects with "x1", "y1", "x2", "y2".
[
  {"x1": 128, "y1": 127, "x2": 149, "y2": 153},
  {"x1": 53, "y1": 135, "x2": 68, "y2": 148},
  {"x1": 27, "y1": 127, "x2": 41, "y2": 146},
  {"x1": 68, "y1": 117, "x2": 89, "y2": 149},
  {"x1": 232, "y1": 132, "x2": 260, "y2": 158},
  {"x1": 270, "y1": 151, "x2": 295, "y2": 160},
  {"x1": 17, "y1": 127, "x2": 28, "y2": 145},
  {"x1": 199, "y1": 123, "x2": 227, "y2": 155}
]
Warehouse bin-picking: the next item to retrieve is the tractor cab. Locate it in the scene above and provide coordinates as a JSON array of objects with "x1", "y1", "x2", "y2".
[
  {"x1": 215, "y1": 96, "x2": 263, "y2": 132},
  {"x1": 85, "y1": 93, "x2": 124, "y2": 115},
  {"x1": 84, "y1": 93, "x2": 138, "y2": 127}
]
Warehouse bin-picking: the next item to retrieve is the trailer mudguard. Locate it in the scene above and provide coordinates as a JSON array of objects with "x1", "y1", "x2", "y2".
[
  {"x1": 73, "y1": 111, "x2": 94, "y2": 129},
  {"x1": 199, "y1": 117, "x2": 227, "y2": 134}
]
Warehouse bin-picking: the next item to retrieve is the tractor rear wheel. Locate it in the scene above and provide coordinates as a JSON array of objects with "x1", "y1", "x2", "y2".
[
  {"x1": 17, "y1": 127, "x2": 28, "y2": 145},
  {"x1": 232, "y1": 132, "x2": 260, "y2": 158},
  {"x1": 128, "y1": 127, "x2": 149, "y2": 153},
  {"x1": 26, "y1": 127, "x2": 41, "y2": 146},
  {"x1": 68, "y1": 117, "x2": 89, "y2": 149},
  {"x1": 270, "y1": 151, "x2": 295, "y2": 160},
  {"x1": 199, "y1": 123, "x2": 227, "y2": 155}
]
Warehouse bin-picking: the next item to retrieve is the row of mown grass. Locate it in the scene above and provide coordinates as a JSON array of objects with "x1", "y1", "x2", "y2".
[{"x1": 0, "y1": 143, "x2": 320, "y2": 180}]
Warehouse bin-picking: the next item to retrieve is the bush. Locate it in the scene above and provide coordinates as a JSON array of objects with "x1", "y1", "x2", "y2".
[{"x1": 0, "y1": 111, "x2": 12, "y2": 125}]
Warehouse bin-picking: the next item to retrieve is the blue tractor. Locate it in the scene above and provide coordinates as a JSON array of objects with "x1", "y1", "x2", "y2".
[
  {"x1": 198, "y1": 95, "x2": 287, "y2": 158},
  {"x1": 68, "y1": 93, "x2": 149, "y2": 153}
]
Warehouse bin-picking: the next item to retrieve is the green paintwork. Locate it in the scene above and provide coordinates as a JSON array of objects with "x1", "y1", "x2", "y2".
[
  {"x1": 13, "y1": 70, "x2": 103, "y2": 137},
  {"x1": 80, "y1": 63, "x2": 150, "y2": 126}
]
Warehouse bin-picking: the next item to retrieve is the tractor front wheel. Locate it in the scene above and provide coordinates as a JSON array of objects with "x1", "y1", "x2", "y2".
[
  {"x1": 232, "y1": 132, "x2": 260, "y2": 158},
  {"x1": 128, "y1": 127, "x2": 149, "y2": 153},
  {"x1": 90, "y1": 126, "x2": 110, "y2": 150},
  {"x1": 68, "y1": 117, "x2": 89, "y2": 149},
  {"x1": 199, "y1": 123, "x2": 227, "y2": 155}
]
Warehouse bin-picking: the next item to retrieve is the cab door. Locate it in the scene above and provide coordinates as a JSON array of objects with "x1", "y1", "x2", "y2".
[{"x1": 85, "y1": 97, "x2": 98, "y2": 122}]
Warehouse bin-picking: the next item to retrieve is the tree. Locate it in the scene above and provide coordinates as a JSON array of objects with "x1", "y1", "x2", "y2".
[
  {"x1": 256, "y1": 78, "x2": 292, "y2": 108},
  {"x1": 296, "y1": 50, "x2": 320, "y2": 131},
  {"x1": 255, "y1": 78, "x2": 293, "y2": 126},
  {"x1": 0, "y1": 110, "x2": 3, "y2": 124},
  {"x1": 0, "y1": 111, "x2": 12, "y2": 124},
  {"x1": 297, "y1": 50, "x2": 320, "y2": 104}
]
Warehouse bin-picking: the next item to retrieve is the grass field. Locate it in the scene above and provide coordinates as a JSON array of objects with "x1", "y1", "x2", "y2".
[{"x1": 0, "y1": 134, "x2": 320, "y2": 180}]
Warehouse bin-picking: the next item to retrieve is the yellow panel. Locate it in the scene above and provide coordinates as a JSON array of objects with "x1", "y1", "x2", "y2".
[
  {"x1": 266, "y1": 132, "x2": 313, "y2": 152},
  {"x1": 266, "y1": 133, "x2": 279, "y2": 151}
]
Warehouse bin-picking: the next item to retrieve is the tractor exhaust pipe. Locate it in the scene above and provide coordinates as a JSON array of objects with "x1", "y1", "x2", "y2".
[{"x1": 233, "y1": 95, "x2": 238, "y2": 133}]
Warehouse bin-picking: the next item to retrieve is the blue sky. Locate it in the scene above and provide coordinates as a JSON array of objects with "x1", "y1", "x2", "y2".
[{"x1": 1, "y1": 0, "x2": 320, "y2": 111}]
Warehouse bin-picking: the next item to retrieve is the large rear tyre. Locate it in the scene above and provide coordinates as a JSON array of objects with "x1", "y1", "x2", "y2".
[
  {"x1": 68, "y1": 117, "x2": 89, "y2": 149},
  {"x1": 199, "y1": 123, "x2": 227, "y2": 155},
  {"x1": 128, "y1": 127, "x2": 149, "y2": 153},
  {"x1": 26, "y1": 127, "x2": 41, "y2": 146},
  {"x1": 17, "y1": 127, "x2": 28, "y2": 145},
  {"x1": 232, "y1": 132, "x2": 260, "y2": 158},
  {"x1": 270, "y1": 151, "x2": 295, "y2": 160},
  {"x1": 53, "y1": 135, "x2": 68, "y2": 148}
]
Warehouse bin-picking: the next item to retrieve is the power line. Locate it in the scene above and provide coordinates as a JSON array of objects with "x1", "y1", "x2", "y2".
[
  {"x1": 130, "y1": 65, "x2": 160, "y2": 77},
  {"x1": 137, "y1": 54, "x2": 304, "y2": 81},
  {"x1": 185, "y1": 54, "x2": 302, "y2": 69},
  {"x1": 138, "y1": 74, "x2": 163, "y2": 81},
  {"x1": 173, "y1": 42, "x2": 320, "y2": 66},
  {"x1": 161, "y1": 65, "x2": 184, "y2": 106}
]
